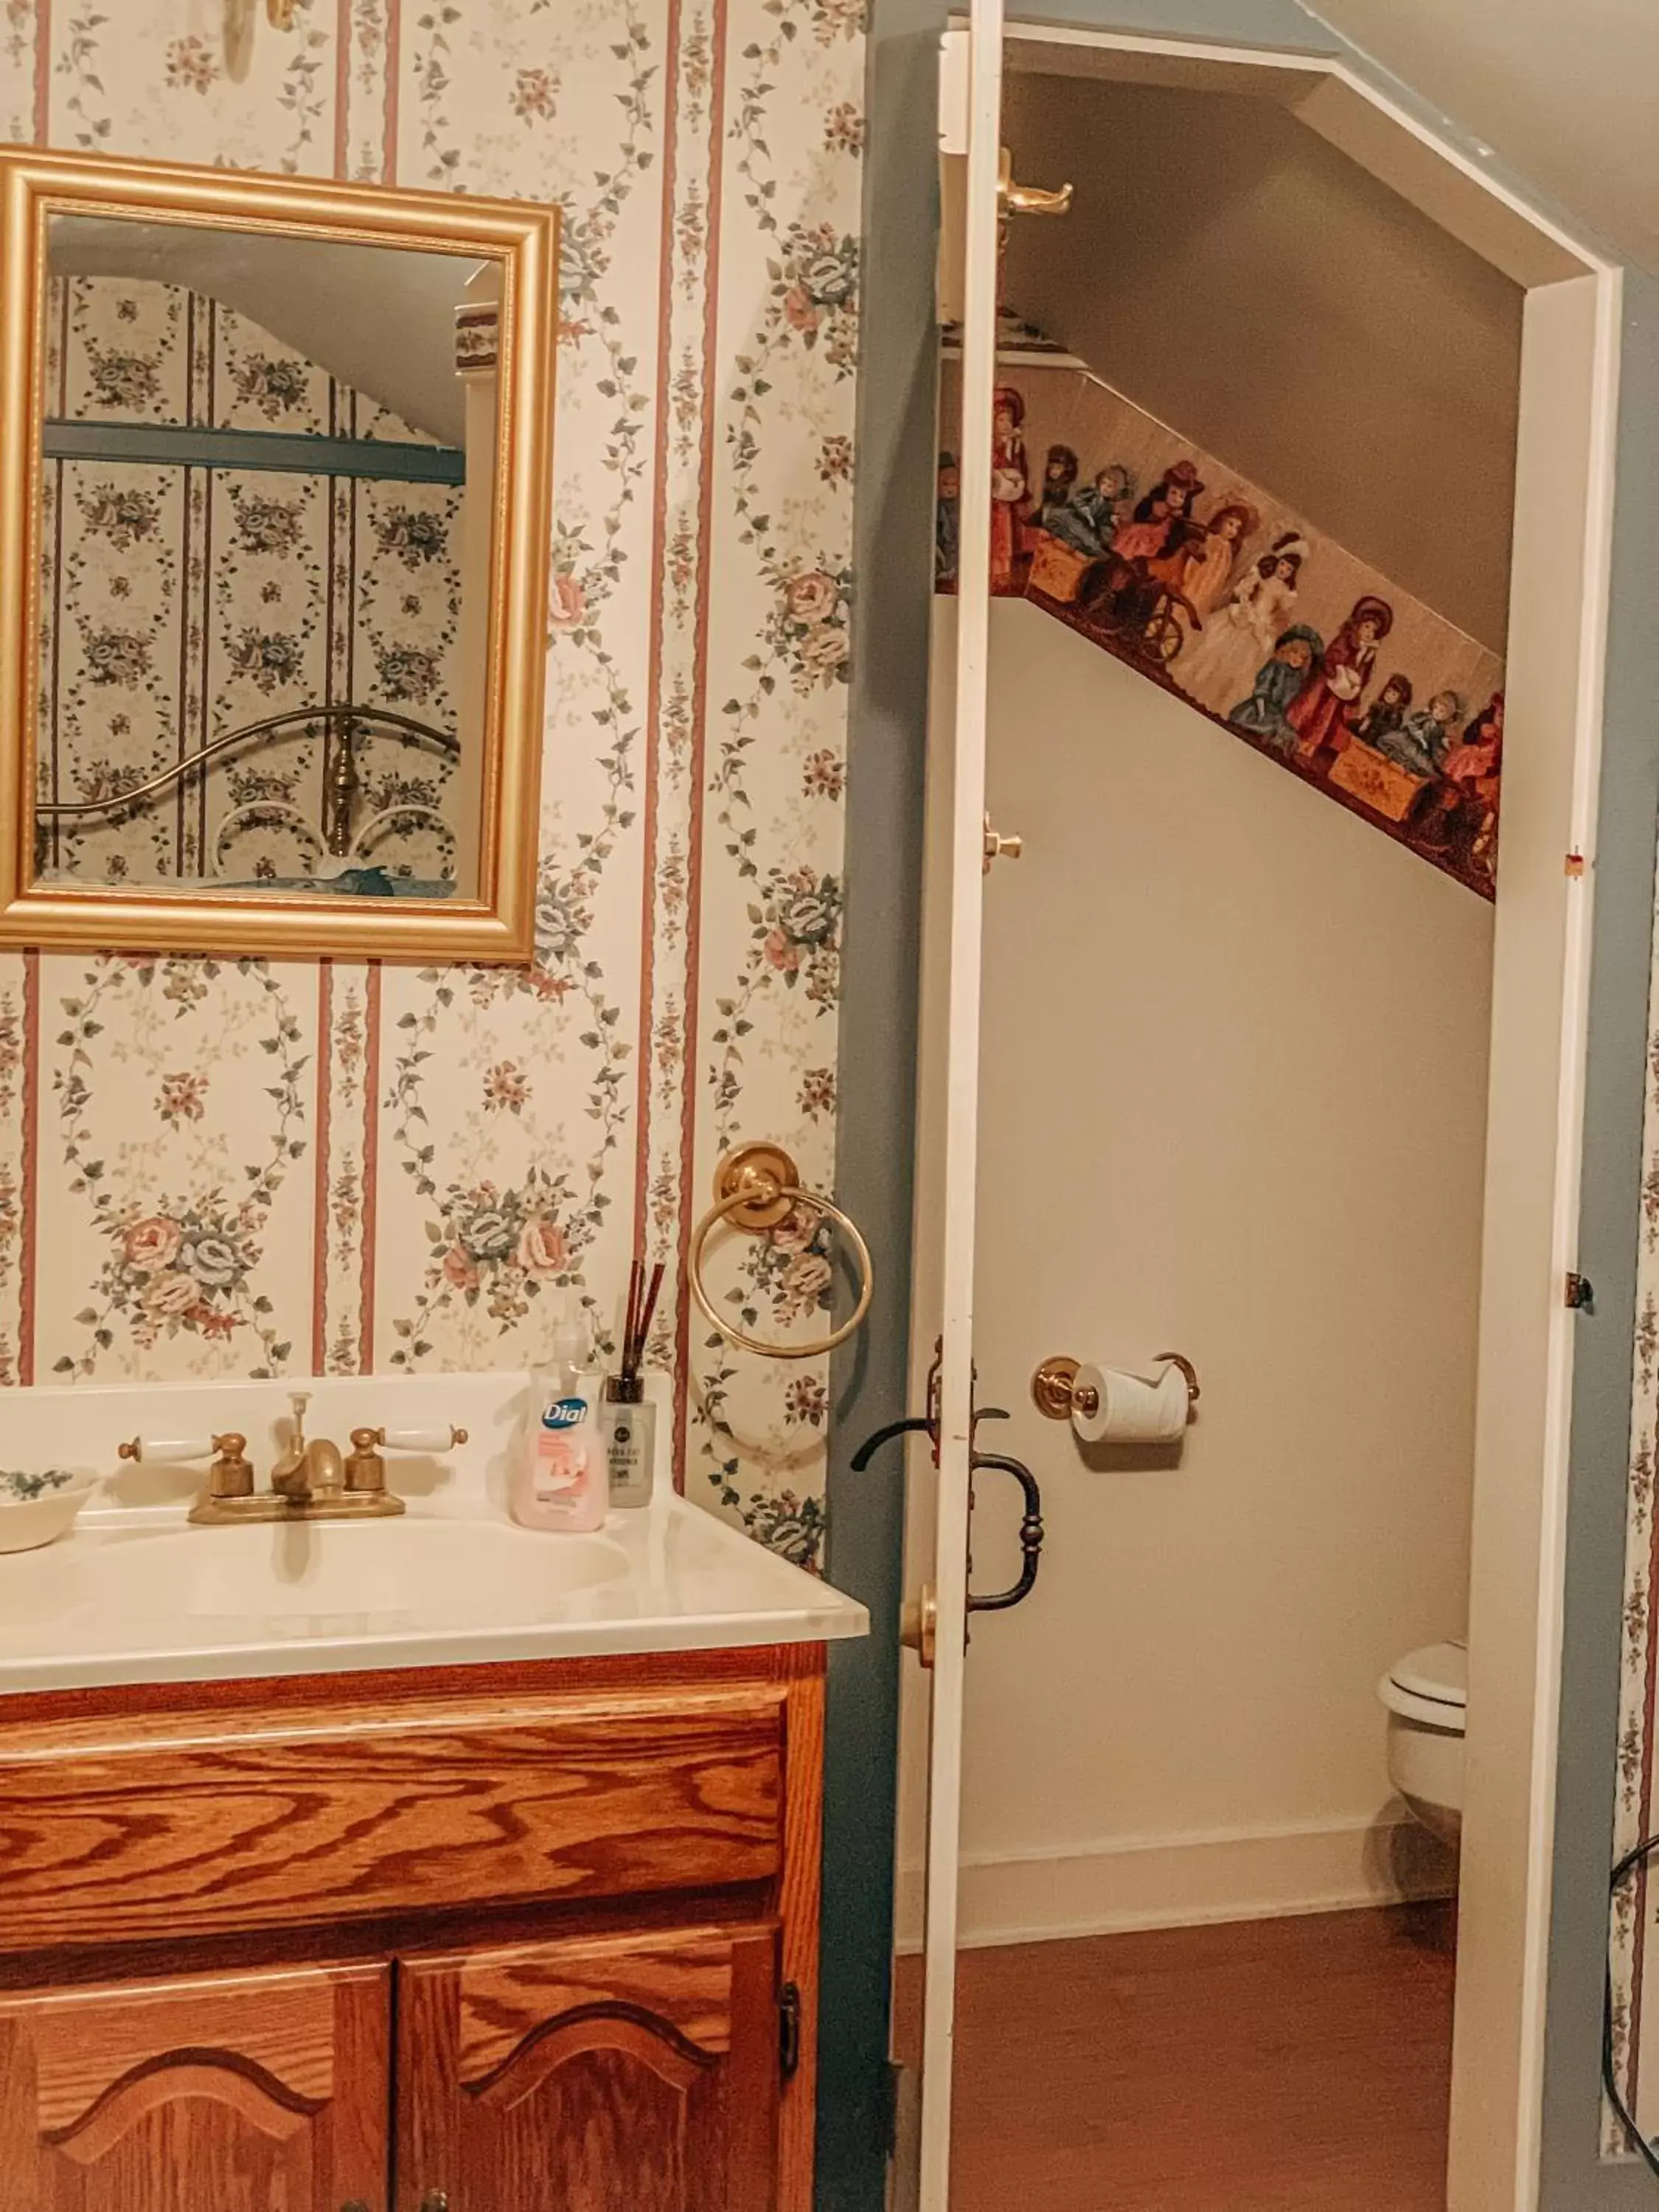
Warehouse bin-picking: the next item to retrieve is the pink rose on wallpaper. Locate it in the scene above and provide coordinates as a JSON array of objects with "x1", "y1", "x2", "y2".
[
  {"x1": 783, "y1": 285, "x2": 821, "y2": 335},
  {"x1": 442, "y1": 1244, "x2": 480, "y2": 1293},
  {"x1": 141, "y1": 1270, "x2": 201, "y2": 1321},
  {"x1": 549, "y1": 574, "x2": 587, "y2": 631},
  {"x1": 517, "y1": 1217, "x2": 567, "y2": 1279},
  {"x1": 780, "y1": 1252, "x2": 833, "y2": 1318},
  {"x1": 762, "y1": 928, "x2": 800, "y2": 975},
  {"x1": 798, "y1": 627, "x2": 849, "y2": 677},
  {"x1": 770, "y1": 1203, "x2": 819, "y2": 1255},
  {"x1": 124, "y1": 1217, "x2": 181, "y2": 1273},
  {"x1": 787, "y1": 570, "x2": 838, "y2": 622}
]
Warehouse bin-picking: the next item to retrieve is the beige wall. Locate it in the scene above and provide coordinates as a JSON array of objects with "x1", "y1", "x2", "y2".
[
  {"x1": 1312, "y1": 0, "x2": 1659, "y2": 275},
  {"x1": 900, "y1": 598, "x2": 1493, "y2": 1943},
  {"x1": 1001, "y1": 72, "x2": 1524, "y2": 652}
]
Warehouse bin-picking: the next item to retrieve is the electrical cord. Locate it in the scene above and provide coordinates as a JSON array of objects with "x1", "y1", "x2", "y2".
[{"x1": 1607, "y1": 1834, "x2": 1659, "y2": 2176}]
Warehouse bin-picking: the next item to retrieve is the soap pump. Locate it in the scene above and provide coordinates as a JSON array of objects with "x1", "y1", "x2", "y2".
[{"x1": 512, "y1": 1302, "x2": 608, "y2": 1532}]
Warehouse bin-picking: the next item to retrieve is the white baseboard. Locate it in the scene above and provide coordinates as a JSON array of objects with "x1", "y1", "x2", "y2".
[{"x1": 893, "y1": 1809, "x2": 1456, "y2": 1953}]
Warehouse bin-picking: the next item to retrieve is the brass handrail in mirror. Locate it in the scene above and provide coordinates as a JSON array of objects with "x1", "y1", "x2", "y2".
[{"x1": 0, "y1": 147, "x2": 559, "y2": 960}]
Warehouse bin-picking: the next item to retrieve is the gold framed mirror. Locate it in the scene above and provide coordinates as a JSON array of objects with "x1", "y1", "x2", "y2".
[{"x1": 0, "y1": 148, "x2": 557, "y2": 960}]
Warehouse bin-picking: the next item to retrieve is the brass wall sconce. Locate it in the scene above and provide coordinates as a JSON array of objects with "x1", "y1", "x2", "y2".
[{"x1": 221, "y1": 0, "x2": 299, "y2": 84}]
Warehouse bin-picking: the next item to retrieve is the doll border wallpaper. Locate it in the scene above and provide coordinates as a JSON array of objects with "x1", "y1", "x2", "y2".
[{"x1": 936, "y1": 364, "x2": 1504, "y2": 900}]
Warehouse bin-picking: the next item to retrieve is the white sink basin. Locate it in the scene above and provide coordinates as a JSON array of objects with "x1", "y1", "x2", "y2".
[
  {"x1": 9, "y1": 1517, "x2": 629, "y2": 1634},
  {"x1": 0, "y1": 1496, "x2": 869, "y2": 1691},
  {"x1": 34, "y1": 1522, "x2": 628, "y2": 1628}
]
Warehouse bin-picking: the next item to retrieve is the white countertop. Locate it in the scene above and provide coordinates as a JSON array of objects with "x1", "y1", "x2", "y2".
[
  {"x1": 0, "y1": 1371, "x2": 868, "y2": 1696},
  {"x1": 0, "y1": 1495, "x2": 868, "y2": 1695}
]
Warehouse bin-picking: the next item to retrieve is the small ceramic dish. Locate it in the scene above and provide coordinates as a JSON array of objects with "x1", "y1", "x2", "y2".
[{"x1": 0, "y1": 1469, "x2": 97, "y2": 1553}]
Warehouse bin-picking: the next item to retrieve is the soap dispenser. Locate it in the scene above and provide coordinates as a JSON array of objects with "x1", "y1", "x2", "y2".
[{"x1": 512, "y1": 1304, "x2": 608, "y2": 1532}]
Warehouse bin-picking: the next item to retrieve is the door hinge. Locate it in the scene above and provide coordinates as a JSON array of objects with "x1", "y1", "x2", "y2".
[
  {"x1": 1566, "y1": 1271, "x2": 1596, "y2": 1313},
  {"x1": 779, "y1": 1981, "x2": 803, "y2": 2080}
]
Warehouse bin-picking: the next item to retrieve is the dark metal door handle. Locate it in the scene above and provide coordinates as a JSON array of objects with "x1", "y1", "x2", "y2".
[
  {"x1": 849, "y1": 1413, "x2": 934, "y2": 1470},
  {"x1": 966, "y1": 1450, "x2": 1044, "y2": 1613}
]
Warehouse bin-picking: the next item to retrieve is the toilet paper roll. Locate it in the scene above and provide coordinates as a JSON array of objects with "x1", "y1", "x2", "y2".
[{"x1": 1071, "y1": 1360, "x2": 1189, "y2": 1445}]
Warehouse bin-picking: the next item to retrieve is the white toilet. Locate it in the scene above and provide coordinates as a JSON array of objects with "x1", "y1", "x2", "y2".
[{"x1": 1379, "y1": 1641, "x2": 1467, "y2": 1848}]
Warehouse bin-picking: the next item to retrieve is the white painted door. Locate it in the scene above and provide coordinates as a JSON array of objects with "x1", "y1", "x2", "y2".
[{"x1": 900, "y1": 10, "x2": 1004, "y2": 2210}]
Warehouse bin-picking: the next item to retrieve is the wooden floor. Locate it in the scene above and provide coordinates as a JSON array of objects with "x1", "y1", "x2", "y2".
[{"x1": 894, "y1": 1903, "x2": 1457, "y2": 2211}]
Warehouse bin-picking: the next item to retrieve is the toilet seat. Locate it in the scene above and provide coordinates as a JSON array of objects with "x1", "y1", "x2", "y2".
[{"x1": 1379, "y1": 1641, "x2": 1467, "y2": 1732}]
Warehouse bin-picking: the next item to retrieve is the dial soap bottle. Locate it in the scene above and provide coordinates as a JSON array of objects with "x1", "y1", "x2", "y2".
[{"x1": 512, "y1": 1307, "x2": 608, "y2": 1532}]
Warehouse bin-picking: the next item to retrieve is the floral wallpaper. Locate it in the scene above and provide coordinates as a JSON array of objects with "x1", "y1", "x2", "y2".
[
  {"x1": 939, "y1": 360, "x2": 1506, "y2": 899},
  {"x1": 38, "y1": 274, "x2": 464, "y2": 889},
  {"x1": 0, "y1": 0, "x2": 865, "y2": 1566}
]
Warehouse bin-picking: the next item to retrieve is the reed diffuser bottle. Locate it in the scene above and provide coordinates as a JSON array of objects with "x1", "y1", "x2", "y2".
[{"x1": 602, "y1": 1258, "x2": 663, "y2": 1509}]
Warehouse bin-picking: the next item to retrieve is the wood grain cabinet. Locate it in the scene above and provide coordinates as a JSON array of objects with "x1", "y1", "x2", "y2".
[
  {"x1": 0, "y1": 1961, "x2": 391, "y2": 2211},
  {"x1": 0, "y1": 1645, "x2": 823, "y2": 2212},
  {"x1": 397, "y1": 1924, "x2": 783, "y2": 2212}
]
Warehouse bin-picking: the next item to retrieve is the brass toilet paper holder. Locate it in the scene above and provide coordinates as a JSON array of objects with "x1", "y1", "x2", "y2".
[{"x1": 1032, "y1": 1351, "x2": 1201, "y2": 1422}]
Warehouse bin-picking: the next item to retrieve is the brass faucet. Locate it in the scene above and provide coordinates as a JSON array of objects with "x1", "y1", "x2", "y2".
[
  {"x1": 270, "y1": 1390, "x2": 347, "y2": 1503},
  {"x1": 119, "y1": 1393, "x2": 467, "y2": 1526}
]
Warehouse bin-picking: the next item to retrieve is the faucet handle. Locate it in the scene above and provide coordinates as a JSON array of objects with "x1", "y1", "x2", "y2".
[
  {"x1": 380, "y1": 1424, "x2": 469, "y2": 1454},
  {"x1": 344, "y1": 1423, "x2": 466, "y2": 1499},
  {"x1": 119, "y1": 1432, "x2": 217, "y2": 1465},
  {"x1": 206, "y1": 1433, "x2": 255, "y2": 1498},
  {"x1": 345, "y1": 1426, "x2": 387, "y2": 1495},
  {"x1": 121, "y1": 1431, "x2": 254, "y2": 1500}
]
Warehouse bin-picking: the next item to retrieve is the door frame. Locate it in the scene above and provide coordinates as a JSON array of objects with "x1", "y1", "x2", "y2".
[
  {"x1": 816, "y1": 5, "x2": 947, "y2": 2209},
  {"x1": 1537, "y1": 271, "x2": 1659, "y2": 2212},
  {"x1": 825, "y1": 7, "x2": 1654, "y2": 2211}
]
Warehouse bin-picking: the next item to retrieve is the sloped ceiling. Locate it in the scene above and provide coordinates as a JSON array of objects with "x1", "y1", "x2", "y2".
[
  {"x1": 1310, "y1": 0, "x2": 1659, "y2": 274},
  {"x1": 1001, "y1": 73, "x2": 1523, "y2": 650},
  {"x1": 48, "y1": 219, "x2": 474, "y2": 445}
]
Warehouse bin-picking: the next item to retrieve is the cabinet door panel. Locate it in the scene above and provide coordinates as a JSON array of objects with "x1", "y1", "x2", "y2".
[
  {"x1": 0, "y1": 1961, "x2": 389, "y2": 2212},
  {"x1": 397, "y1": 1924, "x2": 779, "y2": 2212}
]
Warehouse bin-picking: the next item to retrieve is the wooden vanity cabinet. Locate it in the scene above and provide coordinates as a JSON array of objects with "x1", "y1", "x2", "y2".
[
  {"x1": 0, "y1": 1643, "x2": 823, "y2": 2212},
  {"x1": 0, "y1": 1961, "x2": 391, "y2": 2211}
]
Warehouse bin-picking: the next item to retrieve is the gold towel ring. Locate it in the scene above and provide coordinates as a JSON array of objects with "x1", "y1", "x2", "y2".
[{"x1": 689, "y1": 1143, "x2": 874, "y2": 1361}]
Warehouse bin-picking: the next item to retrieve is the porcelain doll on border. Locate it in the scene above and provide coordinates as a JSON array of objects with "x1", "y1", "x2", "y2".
[
  {"x1": 936, "y1": 451, "x2": 961, "y2": 588},
  {"x1": 1287, "y1": 592, "x2": 1394, "y2": 762},
  {"x1": 1353, "y1": 672, "x2": 1415, "y2": 754},
  {"x1": 1173, "y1": 494, "x2": 1260, "y2": 644},
  {"x1": 1229, "y1": 625, "x2": 1326, "y2": 749},
  {"x1": 1419, "y1": 692, "x2": 1503, "y2": 868},
  {"x1": 1174, "y1": 531, "x2": 1307, "y2": 717},
  {"x1": 1029, "y1": 444, "x2": 1080, "y2": 540},
  {"x1": 990, "y1": 386, "x2": 1029, "y2": 594},
  {"x1": 1046, "y1": 461, "x2": 1135, "y2": 559}
]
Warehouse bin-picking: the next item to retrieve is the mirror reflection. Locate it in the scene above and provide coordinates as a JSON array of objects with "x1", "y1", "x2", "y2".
[{"x1": 32, "y1": 215, "x2": 501, "y2": 902}]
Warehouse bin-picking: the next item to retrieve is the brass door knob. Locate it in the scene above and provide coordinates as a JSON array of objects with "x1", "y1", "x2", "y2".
[
  {"x1": 983, "y1": 815, "x2": 1023, "y2": 872},
  {"x1": 901, "y1": 1585, "x2": 939, "y2": 1670}
]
